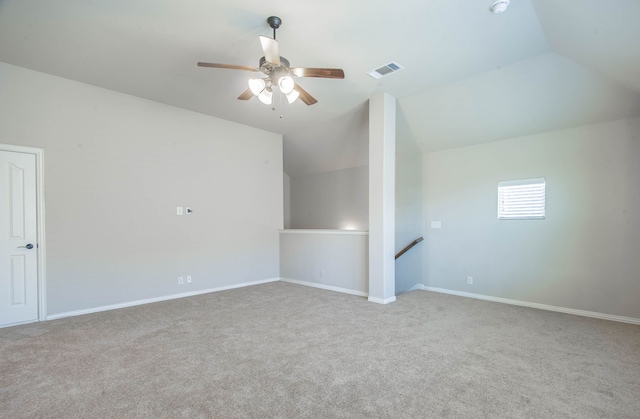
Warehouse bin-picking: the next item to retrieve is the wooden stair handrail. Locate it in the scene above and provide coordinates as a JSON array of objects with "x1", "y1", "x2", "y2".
[{"x1": 395, "y1": 237, "x2": 424, "y2": 260}]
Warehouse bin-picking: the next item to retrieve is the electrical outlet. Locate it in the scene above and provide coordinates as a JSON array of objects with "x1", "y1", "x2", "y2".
[
  {"x1": 186, "y1": 275, "x2": 192, "y2": 284},
  {"x1": 467, "y1": 276, "x2": 473, "y2": 285},
  {"x1": 178, "y1": 276, "x2": 184, "y2": 285},
  {"x1": 320, "y1": 270, "x2": 325, "y2": 278}
]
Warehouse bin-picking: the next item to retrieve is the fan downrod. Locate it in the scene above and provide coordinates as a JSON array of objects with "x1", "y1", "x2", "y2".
[{"x1": 267, "y1": 16, "x2": 282, "y2": 39}]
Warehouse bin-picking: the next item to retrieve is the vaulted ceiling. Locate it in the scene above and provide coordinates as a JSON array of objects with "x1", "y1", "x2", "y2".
[{"x1": 1, "y1": 0, "x2": 638, "y2": 176}]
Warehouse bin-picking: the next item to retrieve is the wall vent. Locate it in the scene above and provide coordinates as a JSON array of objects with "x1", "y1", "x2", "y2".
[{"x1": 368, "y1": 62, "x2": 404, "y2": 79}]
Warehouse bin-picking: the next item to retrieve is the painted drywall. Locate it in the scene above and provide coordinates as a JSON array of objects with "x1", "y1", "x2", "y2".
[
  {"x1": 284, "y1": 104, "x2": 369, "y2": 178},
  {"x1": 400, "y1": 53, "x2": 640, "y2": 153},
  {"x1": 280, "y1": 230, "x2": 368, "y2": 295},
  {"x1": 283, "y1": 172, "x2": 291, "y2": 229},
  {"x1": 368, "y1": 93, "x2": 396, "y2": 303},
  {"x1": 0, "y1": 62, "x2": 283, "y2": 316},
  {"x1": 422, "y1": 117, "x2": 640, "y2": 319},
  {"x1": 395, "y1": 108, "x2": 423, "y2": 294},
  {"x1": 289, "y1": 166, "x2": 368, "y2": 230}
]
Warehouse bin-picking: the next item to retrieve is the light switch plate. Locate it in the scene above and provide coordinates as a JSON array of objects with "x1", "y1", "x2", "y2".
[{"x1": 177, "y1": 206, "x2": 184, "y2": 216}]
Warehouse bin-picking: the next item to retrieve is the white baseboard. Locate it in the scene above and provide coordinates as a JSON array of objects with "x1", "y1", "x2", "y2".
[
  {"x1": 0, "y1": 319, "x2": 40, "y2": 329},
  {"x1": 279, "y1": 278, "x2": 398, "y2": 305},
  {"x1": 421, "y1": 285, "x2": 640, "y2": 325},
  {"x1": 368, "y1": 296, "x2": 397, "y2": 304},
  {"x1": 279, "y1": 278, "x2": 368, "y2": 298},
  {"x1": 406, "y1": 283, "x2": 426, "y2": 293},
  {"x1": 46, "y1": 278, "x2": 280, "y2": 321}
]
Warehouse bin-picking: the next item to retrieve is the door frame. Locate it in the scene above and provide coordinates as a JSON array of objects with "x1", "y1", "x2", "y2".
[{"x1": 0, "y1": 143, "x2": 47, "y2": 322}]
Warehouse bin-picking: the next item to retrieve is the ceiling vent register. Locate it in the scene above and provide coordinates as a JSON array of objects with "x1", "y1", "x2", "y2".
[{"x1": 368, "y1": 62, "x2": 404, "y2": 79}]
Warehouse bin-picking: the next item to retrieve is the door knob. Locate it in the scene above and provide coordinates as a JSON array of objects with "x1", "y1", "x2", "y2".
[{"x1": 17, "y1": 243, "x2": 34, "y2": 249}]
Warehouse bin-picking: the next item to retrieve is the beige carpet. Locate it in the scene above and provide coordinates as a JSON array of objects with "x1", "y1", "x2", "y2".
[{"x1": 1, "y1": 282, "x2": 639, "y2": 418}]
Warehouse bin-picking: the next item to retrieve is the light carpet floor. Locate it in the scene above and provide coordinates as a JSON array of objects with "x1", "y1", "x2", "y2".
[{"x1": 1, "y1": 282, "x2": 639, "y2": 418}]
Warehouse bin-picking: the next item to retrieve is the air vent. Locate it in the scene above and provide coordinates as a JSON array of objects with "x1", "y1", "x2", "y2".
[{"x1": 368, "y1": 61, "x2": 404, "y2": 79}]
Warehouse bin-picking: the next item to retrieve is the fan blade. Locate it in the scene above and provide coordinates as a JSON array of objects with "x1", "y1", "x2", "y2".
[
  {"x1": 259, "y1": 36, "x2": 281, "y2": 66},
  {"x1": 237, "y1": 88, "x2": 254, "y2": 100},
  {"x1": 291, "y1": 68, "x2": 345, "y2": 79},
  {"x1": 197, "y1": 62, "x2": 260, "y2": 72},
  {"x1": 294, "y1": 83, "x2": 318, "y2": 106}
]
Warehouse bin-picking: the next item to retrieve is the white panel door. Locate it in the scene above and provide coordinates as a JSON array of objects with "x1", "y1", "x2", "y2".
[{"x1": 0, "y1": 150, "x2": 38, "y2": 327}]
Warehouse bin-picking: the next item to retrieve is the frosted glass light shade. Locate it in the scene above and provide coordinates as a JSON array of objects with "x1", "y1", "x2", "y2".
[
  {"x1": 258, "y1": 89, "x2": 273, "y2": 105},
  {"x1": 285, "y1": 89, "x2": 300, "y2": 104},
  {"x1": 248, "y1": 78, "x2": 266, "y2": 95},
  {"x1": 278, "y1": 76, "x2": 295, "y2": 94}
]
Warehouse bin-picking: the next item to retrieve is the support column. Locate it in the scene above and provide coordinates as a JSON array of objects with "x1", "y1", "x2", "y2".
[{"x1": 368, "y1": 93, "x2": 396, "y2": 304}]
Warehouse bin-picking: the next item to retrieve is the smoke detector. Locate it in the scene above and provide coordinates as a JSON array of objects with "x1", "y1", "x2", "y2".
[{"x1": 490, "y1": 0, "x2": 510, "y2": 13}]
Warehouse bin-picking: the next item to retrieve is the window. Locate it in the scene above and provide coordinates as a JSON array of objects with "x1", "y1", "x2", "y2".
[{"x1": 498, "y1": 178, "x2": 545, "y2": 220}]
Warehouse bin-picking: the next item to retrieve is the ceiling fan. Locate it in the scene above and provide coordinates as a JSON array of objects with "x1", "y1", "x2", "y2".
[{"x1": 197, "y1": 16, "x2": 344, "y2": 106}]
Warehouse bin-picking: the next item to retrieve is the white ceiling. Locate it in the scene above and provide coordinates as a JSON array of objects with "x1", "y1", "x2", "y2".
[{"x1": 0, "y1": 0, "x2": 638, "y2": 176}]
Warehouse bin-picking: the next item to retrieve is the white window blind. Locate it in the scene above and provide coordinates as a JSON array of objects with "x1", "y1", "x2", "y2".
[{"x1": 498, "y1": 178, "x2": 545, "y2": 220}]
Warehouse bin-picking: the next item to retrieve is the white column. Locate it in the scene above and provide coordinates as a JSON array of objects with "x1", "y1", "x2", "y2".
[{"x1": 368, "y1": 93, "x2": 396, "y2": 304}]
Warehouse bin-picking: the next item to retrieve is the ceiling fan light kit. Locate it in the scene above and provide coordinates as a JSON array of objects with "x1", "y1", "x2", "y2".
[
  {"x1": 248, "y1": 78, "x2": 266, "y2": 96},
  {"x1": 278, "y1": 76, "x2": 295, "y2": 94},
  {"x1": 258, "y1": 88, "x2": 273, "y2": 105},
  {"x1": 197, "y1": 16, "x2": 344, "y2": 107},
  {"x1": 285, "y1": 89, "x2": 300, "y2": 104}
]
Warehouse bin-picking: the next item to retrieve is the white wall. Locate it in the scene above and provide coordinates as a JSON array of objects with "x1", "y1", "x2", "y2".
[
  {"x1": 284, "y1": 172, "x2": 291, "y2": 229},
  {"x1": 0, "y1": 62, "x2": 283, "y2": 316},
  {"x1": 368, "y1": 93, "x2": 396, "y2": 303},
  {"x1": 280, "y1": 230, "x2": 368, "y2": 295},
  {"x1": 289, "y1": 166, "x2": 368, "y2": 230},
  {"x1": 395, "y1": 109, "x2": 423, "y2": 294},
  {"x1": 422, "y1": 117, "x2": 640, "y2": 319}
]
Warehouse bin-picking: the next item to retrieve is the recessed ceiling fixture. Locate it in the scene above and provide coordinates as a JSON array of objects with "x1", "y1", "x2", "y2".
[
  {"x1": 197, "y1": 16, "x2": 345, "y2": 106},
  {"x1": 490, "y1": 0, "x2": 510, "y2": 13},
  {"x1": 368, "y1": 62, "x2": 404, "y2": 79}
]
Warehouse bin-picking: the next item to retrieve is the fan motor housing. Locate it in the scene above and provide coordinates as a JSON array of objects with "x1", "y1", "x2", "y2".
[{"x1": 259, "y1": 56, "x2": 291, "y2": 77}]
